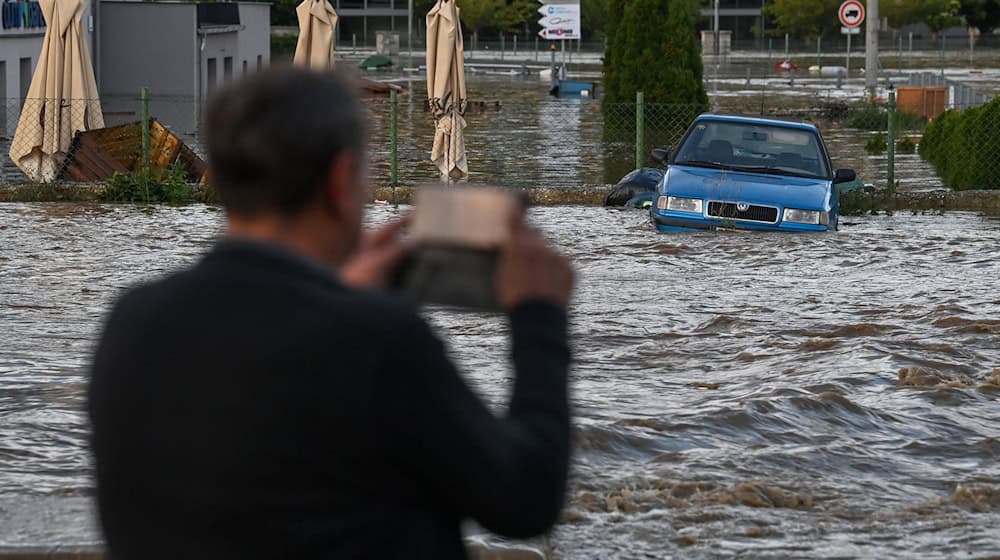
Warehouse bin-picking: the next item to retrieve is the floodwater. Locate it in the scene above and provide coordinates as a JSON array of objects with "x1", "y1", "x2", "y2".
[{"x1": 2, "y1": 203, "x2": 998, "y2": 557}]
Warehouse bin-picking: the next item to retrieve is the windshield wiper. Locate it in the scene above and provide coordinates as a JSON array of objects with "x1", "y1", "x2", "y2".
[
  {"x1": 674, "y1": 160, "x2": 731, "y2": 170},
  {"x1": 728, "y1": 165, "x2": 819, "y2": 179}
]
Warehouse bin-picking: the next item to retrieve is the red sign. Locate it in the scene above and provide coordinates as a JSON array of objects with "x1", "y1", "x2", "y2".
[{"x1": 839, "y1": 0, "x2": 865, "y2": 28}]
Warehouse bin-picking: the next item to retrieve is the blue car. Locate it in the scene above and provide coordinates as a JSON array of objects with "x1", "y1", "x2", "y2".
[{"x1": 650, "y1": 114, "x2": 856, "y2": 232}]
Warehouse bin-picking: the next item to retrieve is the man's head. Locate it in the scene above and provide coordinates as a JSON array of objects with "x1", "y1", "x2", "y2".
[{"x1": 206, "y1": 67, "x2": 368, "y2": 264}]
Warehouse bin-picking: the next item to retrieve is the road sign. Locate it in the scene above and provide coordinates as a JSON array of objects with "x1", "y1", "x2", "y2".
[
  {"x1": 537, "y1": 2, "x2": 580, "y2": 40},
  {"x1": 841, "y1": 26, "x2": 861, "y2": 35},
  {"x1": 839, "y1": 0, "x2": 865, "y2": 28}
]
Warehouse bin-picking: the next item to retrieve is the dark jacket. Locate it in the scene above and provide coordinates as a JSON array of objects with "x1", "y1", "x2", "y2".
[{"x1": 88, "y1": 240, "x2": 571, "y2": 559}]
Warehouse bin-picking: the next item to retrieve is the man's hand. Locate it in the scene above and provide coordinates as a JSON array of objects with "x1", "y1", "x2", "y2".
[
  {"x1": 497, "y1": 214, "x2": 574, "y2": 310},
  {"x1": 340, "y1": 219, "x2": 411, "y2": 290}
]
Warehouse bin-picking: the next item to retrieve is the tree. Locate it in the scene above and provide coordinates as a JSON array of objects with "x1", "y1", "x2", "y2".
[
  {"x1": 924, "y1": 0, "x2": 963, "y2": 35},
  {"x1": 581, "y1": 0, "x2": 609, "y2": 40},
  {"x1": 494, "y1": 0, "x2": 536, "y2": 33},
  {"x1": 763, "y1": 0, "x2": 842, "y2": 40},
  {"x1": 882, "y1": 0, "x2": 929, "y2": 29},
  {"x1": 602, "y1": 0, "x2": 707, "y2": 106},
  {"x1": 961, "y1": 0, "x2": 1000, "y2": 32},
  {"x1": 457, "y1": 0, "x2": 500, "y2": 35},
  {"x1": 601, "y1": 0, "x2": 626, "y2": 102}
]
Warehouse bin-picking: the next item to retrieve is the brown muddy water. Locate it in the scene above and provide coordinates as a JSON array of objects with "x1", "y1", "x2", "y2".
[{"x1": 1, "y1": 202, "x2": 998, "y2": 557}]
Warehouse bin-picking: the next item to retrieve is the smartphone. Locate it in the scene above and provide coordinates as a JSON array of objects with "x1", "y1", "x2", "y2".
[{"x1": 392, "y1": 187, "x2": 524, "y2": 310}]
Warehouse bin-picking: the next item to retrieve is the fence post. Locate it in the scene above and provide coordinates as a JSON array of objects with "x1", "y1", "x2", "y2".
[
  {"x1": 816, "y1": 36, "x2": 821, "y2": 70},
  {"x1": 500, "y1": 33, "x2": 505, "y2": 61},
  {"x1": 898, "y1": 33, "x2": 903, "y2": 73},
  {"x1": 940, "y1": 34, "x2": 946, "y2": 78},
  {"x1": 887, "y1": 86, "x2": 896, "y2": 195},
  {"x1": 140, "y1": 86, "x2": 151, "y2": 202},
  {"x1": 635, "y1": 91, "x2": 645, "y2": 170},
  {"x1": 390, "y1": 89, "x2": 398, "y2": 187}
]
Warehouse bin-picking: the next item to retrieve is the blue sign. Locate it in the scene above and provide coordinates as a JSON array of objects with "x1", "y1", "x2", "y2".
[{"x1": 2, "y1": 0, "x2": 46, "y2": 31}]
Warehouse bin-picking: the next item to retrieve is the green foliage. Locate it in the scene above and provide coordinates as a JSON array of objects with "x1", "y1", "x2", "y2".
[
  {"x1": 99, "y1": 164, "x2": 200, "y2": 205},
  {"x1": 924, "y1": 0, "x2": 964, "y2": 32},
  {"x1": 457, "y1": 0, "x2": 497, "y2": 32},
  {"x1": 581, "y1": 0, "x2": 609, "y2": 40},
  {"x1": 768, "y1": 0, "x2": 961, "y2": 37},
  {"x1": 883, "y1": 0, "x2": 968, "y2": 33},
  {"x1": 601, "y1": 0, "x2": 626, "y2": 103},
  {"x1": 456, "y1": 0, "x2": 535, "y2": 34},
  {"x1": 920, "y1": 98, "x2": 1000, "y2": 190},
  {"x1": 764, "y1": 0, "x2": 842, "y2": 39},
  {"x1": 865, "y1": 132, "x2": 887, "y2": 155},
  {"x1": 960, "y1": 0, "x2": 1000, "y2": 32},
  {"x1": 267, "y1": 0, "x2": 298, "y2": 27},
  {"x1": 602, "y1": 0, "x2": 707, "y2": 107},
  {"x1": 271, "y1": 34, "x2": 298, "y2": 60},
  {"x1": 496, "y1": 0, "x2": 537, "y2": 33},
  {"x1": 845, "y1": 106, "x2": 927, "y2": 131},
  {"x1": 898, "y1": 136, "x2": 917, "y2": 154}
]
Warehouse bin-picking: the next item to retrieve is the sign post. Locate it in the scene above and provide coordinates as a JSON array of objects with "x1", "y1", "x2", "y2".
[
  {"x1": 537, "y1": 1, "x2": 581, "y2": 75},
  {"x1": 537, "y1": 2, "x2": 581, "y2": 41},
  {"x1": 838, "y1": 0, "x2": 865, "y2": 77}
]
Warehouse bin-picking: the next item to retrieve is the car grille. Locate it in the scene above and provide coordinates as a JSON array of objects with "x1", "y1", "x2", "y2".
[{"x1": 707, "y1": 202, "x2": 779, "y2": 223}]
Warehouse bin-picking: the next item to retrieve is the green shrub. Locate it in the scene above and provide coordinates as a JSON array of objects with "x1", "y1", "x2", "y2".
[
  {"x1": 897, "y1": 136, "x2": 917, "y2": 154},
  {"x1": 864, "y1": 132, "x2": 887, "y2": 155},
  {"x1": 271, "y1": 34, "x2": 298, "y2": 61},
  {"x1": 919, "y1": 98, "x2": 1000, "y2": 190},
  {"x1": 845, "y1": 105, "x2": 927, "y2": 131},
  {"x1": 98, "y1": 164, "x2": 201, "y2": 205},
  {"x1": 602, "y1": 0, "x2": 708, "y2": 109}
]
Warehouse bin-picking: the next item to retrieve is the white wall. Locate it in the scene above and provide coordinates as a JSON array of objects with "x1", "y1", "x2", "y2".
[
  {"x1": 237, "y1": 2, "x2": 271, "y2": 77},
  {"x1": 0, "y1": 35, "x2": 44, "y2": 99},
  {"x1": 201, "y1": 31, "x2": 239, "y2": 97}
]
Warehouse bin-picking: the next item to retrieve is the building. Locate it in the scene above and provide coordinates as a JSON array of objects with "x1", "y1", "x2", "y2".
[
  {"x1": 699, "y1": 0, "x2": 763, "y2": 46},
  {"x1": 331, "y1": 0, "x2": 409, "y2": 46},
  {"x1": 1, "y1": 0, "x2": 98, "y2": 99},
  {"x1": 3, "y1": 0, "x2": 269, "y2": 101},
  {"x1": 99, "y1": 1, "x2": 270, "y2": 98}
]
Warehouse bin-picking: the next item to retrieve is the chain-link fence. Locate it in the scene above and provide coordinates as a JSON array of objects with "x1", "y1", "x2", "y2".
[
  {"x1": 365, "y1": 93, "x2": 1000, "y2": 192},
  {"x1": 3, "y1": 90, "x2": 1000, "y2": 194},
  {"x1": 1, "y1": 95, "x2": 206, "y2": 188}
]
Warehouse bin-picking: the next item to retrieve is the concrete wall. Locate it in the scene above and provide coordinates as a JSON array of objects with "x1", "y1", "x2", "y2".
[
  {"x1": 0, "y1": 35, "x2": 43, "y2": 99},
  {"x1": 99, "y1": 2, "x2": 197, "y2": 96},
  {"x1": 237, "y1": 2, "x2": 270, "y2": 77},
  {"x1": 201, "y1": 31, "x2": 239, "y2": 97}
]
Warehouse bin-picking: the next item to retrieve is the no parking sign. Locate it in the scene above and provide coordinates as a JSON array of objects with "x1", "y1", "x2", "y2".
[{"x1": 839, "y1": 0, "x2": 865, "y2": 28}]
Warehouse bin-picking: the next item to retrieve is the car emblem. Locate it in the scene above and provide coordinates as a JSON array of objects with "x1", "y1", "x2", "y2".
[{"x1": 736, "y1": 202, "x2": 750, "y2": 212}]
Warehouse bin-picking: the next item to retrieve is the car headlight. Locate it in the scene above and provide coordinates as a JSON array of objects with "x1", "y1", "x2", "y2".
[
  {"x1": 657, "y1": 196, "x2": 703, "y2": 214},
  {"x1": 782, "y1": 208, "x2": 829, "y2": 225}
]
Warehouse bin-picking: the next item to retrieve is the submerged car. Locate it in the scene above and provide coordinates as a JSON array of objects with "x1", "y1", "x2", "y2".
[{"x1": 650, "y1": 114, "x2": 856, "y2": 232}]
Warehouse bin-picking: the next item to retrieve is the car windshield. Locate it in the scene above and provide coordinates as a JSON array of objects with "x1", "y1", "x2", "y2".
[{"x1": 673, "y1": 120, "x2": 830, "y2": 179}]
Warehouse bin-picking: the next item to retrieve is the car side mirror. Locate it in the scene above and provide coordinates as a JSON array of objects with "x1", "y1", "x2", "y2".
[
  {"x1": 651, "y1": 147, "x2": 670, "y2": 165},
  {"x1": 834, "y1": 168, "x2": 856, "y2": 184}
]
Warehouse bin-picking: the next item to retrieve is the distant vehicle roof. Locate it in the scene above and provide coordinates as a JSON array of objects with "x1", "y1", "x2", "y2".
[{"x1": 694, "y1": 113, "x2": 820, "y2": 132}]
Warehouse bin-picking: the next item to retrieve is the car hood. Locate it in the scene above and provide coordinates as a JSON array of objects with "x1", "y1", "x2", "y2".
[{"x1": 663, "y1": 165, "x2": 833, "y2": 210}]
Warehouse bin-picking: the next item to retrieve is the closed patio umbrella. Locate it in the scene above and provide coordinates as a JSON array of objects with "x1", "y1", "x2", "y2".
[
  {"x1": 426, "y1": 0, "x2": 468, "y2": 180},
  {"x1": 294, "y1": 0, "x2": 338, "y2": 69},
  {"x1": 9, "y1": 0, "x2": 103, "y2": 182}
]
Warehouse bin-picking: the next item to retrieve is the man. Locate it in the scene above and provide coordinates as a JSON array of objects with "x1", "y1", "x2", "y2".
[{"x1": 88, "y1": 68, "x2": 574, "y2": 558}]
